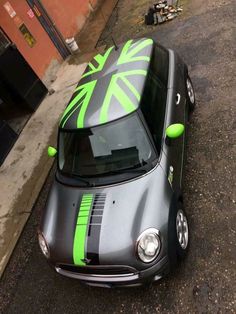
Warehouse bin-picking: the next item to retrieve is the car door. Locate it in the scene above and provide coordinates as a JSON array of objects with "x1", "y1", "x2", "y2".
[
  {"x1": 162, "y1": 50, "x2": 186, "y2": 192},
  {"x1": 140, "y1": 44, "x2": 186, "y2": 193}
]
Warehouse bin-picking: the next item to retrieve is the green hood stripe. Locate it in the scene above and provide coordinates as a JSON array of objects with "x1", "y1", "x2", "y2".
[{"x1": 73, "y1": 194, "x2": 93, "y2": 266}]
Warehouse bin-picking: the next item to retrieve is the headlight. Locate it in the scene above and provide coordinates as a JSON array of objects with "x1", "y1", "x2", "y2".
[
  {"x1": 136, "y1": 228, "x2": 161, "y2": 263},
  {"x1": 38, "y1": 232, "x2": 50, "y2": 258}
]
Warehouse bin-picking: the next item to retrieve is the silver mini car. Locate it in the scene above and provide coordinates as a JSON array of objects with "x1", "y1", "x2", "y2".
[{"x1": 39, "y1": 38, "x2": 196, "y2": 287}]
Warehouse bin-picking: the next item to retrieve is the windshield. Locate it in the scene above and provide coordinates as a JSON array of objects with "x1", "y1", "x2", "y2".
[{"x1": 58, "y1": 113, "x2": 157, "y2": 178}]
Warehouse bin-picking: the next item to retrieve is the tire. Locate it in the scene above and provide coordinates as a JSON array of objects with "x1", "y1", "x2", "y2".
[
  {"x1": 186, "y1": 76, "x2": 196, "y2": 112},
  {"x1": 168, "y1": 201, "x2": 189, "y2": 269},
  {"x1": 175, "y1": 206, "x2": 189, "y2": 259}
]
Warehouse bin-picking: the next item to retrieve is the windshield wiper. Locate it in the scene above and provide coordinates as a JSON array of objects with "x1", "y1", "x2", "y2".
[
  {"x1": 69, "y1": 173, "x2": 94, "y2": 186},
  {"x1": 109, "y1": 168, "x2": 147, "y2": 175},
  {"x1": 105, "y1": 162, "x2": 148, "y2": 176}
]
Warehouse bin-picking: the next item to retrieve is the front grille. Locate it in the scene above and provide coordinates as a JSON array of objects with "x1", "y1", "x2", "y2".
[{"x1": 58, "y1": 264, "x2": 137, "y2": 276}]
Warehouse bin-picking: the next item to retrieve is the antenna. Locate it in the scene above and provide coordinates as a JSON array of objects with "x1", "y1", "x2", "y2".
[{"x1": 111, "y1": 36, "x2": 119, "y2": 51}]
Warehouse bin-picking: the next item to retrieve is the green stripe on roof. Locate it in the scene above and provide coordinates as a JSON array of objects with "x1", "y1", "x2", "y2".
[
  {"x1": 82, "y1": 46, "x2": 114, "y2": 78},
  {"x1": 99, "y1": 69, "x2": 147, "y2": 124},
  {"x1": 117, "y1": 38, "x2": 153, "y2": 65},
  {"x1": 121, "y1": 76, "x2": 140, "y2": 101},
  {"x1": 60, "y1": 39, "x2": 152, "y2": 130},
  {"x1": 60, "y1": 80, "x2": 97, "y2": 129}
]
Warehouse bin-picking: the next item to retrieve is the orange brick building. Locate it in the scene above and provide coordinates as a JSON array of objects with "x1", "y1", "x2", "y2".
[{"x1": 0, "y1": 0, "x2": 98, "y2": 81}]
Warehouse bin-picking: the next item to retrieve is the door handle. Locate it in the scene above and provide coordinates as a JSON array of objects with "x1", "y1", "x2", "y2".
[{"x1": 176, "y1": 93, "x2": 181, "y2": 105}]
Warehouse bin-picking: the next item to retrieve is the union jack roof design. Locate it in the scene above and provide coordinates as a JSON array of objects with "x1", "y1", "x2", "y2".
[{"x1": 60, "y1": 38, "x2": 154, "y2": 130}]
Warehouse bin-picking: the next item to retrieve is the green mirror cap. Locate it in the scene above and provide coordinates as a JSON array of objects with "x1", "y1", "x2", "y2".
[
  {"x1": 47, "y1": 146, "x2": 57, "y2": 157},
  {"x1": 166, "y1": 123, "x2": 185, "y2": 139}
]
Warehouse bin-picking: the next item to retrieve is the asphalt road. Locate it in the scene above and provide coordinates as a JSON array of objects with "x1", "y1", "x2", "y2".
[{"x1": 1, "y1": 0, "x2": 235, "y2": 313}]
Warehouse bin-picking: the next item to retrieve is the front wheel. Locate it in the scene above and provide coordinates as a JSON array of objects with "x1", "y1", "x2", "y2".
[
  {"x1": 175, "y1": 208, "x2": 189, "y2": 259},
  {"x1": 168, "y1": 201, "x2": 189, "y2": 269},
  {"x1": 186, "y1": 76, "x2": 196, "y2": 112}
]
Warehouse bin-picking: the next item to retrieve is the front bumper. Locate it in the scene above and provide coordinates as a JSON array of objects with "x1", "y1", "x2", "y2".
[{"x1": 55, "y1": 256, "x2": 169, "y2": 288}]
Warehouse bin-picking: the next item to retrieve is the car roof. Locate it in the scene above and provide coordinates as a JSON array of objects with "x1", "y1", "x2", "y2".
[{"x1": 59, "y1": 38, "x2": 154, "y2": 130}]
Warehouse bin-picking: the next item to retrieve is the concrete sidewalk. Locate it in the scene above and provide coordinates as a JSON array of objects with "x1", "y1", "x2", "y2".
[{"x1": 0, "y1": 59, "x2": 88, "y2": 277}]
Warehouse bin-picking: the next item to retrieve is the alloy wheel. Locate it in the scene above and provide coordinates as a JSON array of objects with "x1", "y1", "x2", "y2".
[
  {"x1": 176, "y1": 209, "x2": 189, "y2": 250},
  {"x1": 187, "y1": 78, "x2": 195, "y2": 104}
]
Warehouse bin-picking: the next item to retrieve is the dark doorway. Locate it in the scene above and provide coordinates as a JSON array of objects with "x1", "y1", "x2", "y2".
[
  {"x1": 0, "y1": 27, "x2": 48, "y2": 133},
  {"x1": 0, "y1": 28, "x2": 32, "y2": 134},
  {"x1": 26, "y1": 0, "x2": 71, "y2": 59},
  {"x1": 0, "y1": 27, "x2": 18, "y2": 164},
  {"x1": 0, "y1": 27, "x2": 47, "y2": 165}
]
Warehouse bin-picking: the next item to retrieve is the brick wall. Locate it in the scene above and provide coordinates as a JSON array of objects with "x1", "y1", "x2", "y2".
[
  {"x1": 0, "y1": 0, "x2": 99, "y2": 79},
  {"x1": 41, "y1": 0, "x2": 98, "y2": 39},
  {"x1": 0, "y1": 0, "x2": 61, "y2": 79}
]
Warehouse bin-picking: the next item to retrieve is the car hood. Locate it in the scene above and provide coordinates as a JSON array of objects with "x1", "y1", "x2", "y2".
[{"x1": 40, "y1": 165, "x2": 172, "y2": 270}]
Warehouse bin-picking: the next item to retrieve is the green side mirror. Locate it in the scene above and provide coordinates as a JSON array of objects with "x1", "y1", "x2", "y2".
[
  {"x1": 166, "y1": 123, "x2": 185, "y2": 139},
  {"x1": 47, "y1": 146, "x2": 57, "y2": 157}
]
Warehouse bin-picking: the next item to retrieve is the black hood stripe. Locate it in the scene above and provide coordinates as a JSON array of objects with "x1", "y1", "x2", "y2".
[{"x1": 86, "y1": 193, "x2": 106, "y2": 265}]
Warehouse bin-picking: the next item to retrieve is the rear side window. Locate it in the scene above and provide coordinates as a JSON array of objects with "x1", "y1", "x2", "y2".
[
  {"x1": 140, "y1": 45, "x2": 169, "y2": 153},
  {"x1": 151, "y1": 44, "x2": 169, "y2": 86}
]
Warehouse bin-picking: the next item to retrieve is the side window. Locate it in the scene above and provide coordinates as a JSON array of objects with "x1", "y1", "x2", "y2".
[
  {"x1": 152, "y1": 44, "x2": 169, "y2": 86},
  {"x1": 141, "y1": 46, "x2": 168, "y2": 154}
]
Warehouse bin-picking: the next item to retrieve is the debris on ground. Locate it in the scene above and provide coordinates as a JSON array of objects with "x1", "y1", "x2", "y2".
[
  {"x1": 48, "y1": 88, "x2": 55, "y2": 96},
  {"x1": 145, "y1": 1, "x2": 183, "y2": 25}
]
